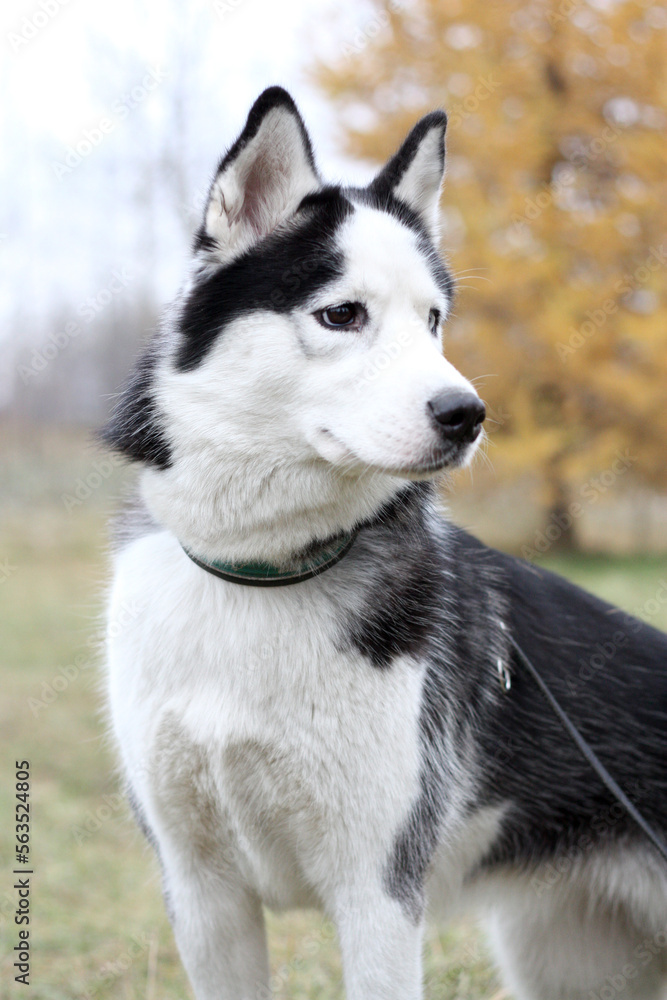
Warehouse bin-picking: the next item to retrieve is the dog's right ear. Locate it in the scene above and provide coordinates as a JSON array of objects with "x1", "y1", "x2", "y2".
[{"x1": 196, "y1": 87, "x2": 320, "y2": 260}]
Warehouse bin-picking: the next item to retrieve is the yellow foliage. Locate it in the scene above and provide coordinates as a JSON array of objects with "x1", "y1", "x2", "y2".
[{"x1": 314, "y1": 0, "x2": 667, "y2": 508}]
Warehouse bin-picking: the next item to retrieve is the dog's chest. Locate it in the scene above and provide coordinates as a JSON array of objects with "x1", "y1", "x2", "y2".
[{"x1": 108, "y1": 532, "x2": 425, "y2": 908}]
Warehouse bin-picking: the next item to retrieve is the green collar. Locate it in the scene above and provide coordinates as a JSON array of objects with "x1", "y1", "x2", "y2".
[{"x1": 182, "y1": 532, "x2": 357, "y2": 587}]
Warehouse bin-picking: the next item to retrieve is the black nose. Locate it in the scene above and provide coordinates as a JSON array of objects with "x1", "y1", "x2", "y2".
[{"x1": 427, "y1": 390, "x2": 486, "y2": 443}]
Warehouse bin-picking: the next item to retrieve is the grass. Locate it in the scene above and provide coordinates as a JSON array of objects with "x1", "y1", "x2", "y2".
[{"x1": 1, "y1": 422, "x2": 666, "y2": 999}]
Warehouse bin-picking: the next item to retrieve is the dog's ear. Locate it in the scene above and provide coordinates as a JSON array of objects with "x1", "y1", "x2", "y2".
[
  {"x1": 369, "y1": 111, "x2": 447, "y2": 241},
  {"x1": 198, "y1": 87, "x2": 320, "y2": 259}
]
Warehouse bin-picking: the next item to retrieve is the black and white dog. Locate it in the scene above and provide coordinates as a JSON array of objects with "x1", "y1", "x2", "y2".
[{"x1": 103, "y1": 87, "x2": 667, "y2": 1000}]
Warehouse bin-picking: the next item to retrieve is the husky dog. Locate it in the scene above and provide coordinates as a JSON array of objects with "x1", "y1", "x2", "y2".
[{"x1": 103, "y1": 87, "x2": 667, "y2": 1000}]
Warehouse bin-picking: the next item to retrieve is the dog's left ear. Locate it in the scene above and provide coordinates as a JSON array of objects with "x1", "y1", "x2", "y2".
[
  {"x1": 369, "y1": 111, "x2": 447, "y2": 241},
  {"x1": 198, "y1": 86, "x2": 320, "y2": 259}
]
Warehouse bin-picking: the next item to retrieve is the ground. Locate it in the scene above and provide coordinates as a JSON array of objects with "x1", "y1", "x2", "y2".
[{"x1": 1, "y1": 423, "x2": 666, "y2": 999}]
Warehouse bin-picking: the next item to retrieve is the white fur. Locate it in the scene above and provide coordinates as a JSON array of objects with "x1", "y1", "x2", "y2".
[
  {"x1": 108, "y1": 528, "x2": 667, "y2": 1000},
  {"x1": 303, "y1": 207, "x2": 469, "y2": 475},
  {"x1": 482, "y1": 852, "x2": 667, "y2": 1000},
  {"x1": 105, "y1": 96, "x2": 667, "y2": 1000},
  {"x1": 205, "y1": 105, "x2": 319, "y2": 261},
  {"x1": 393, "y1": 122, "x2": 447, "y2": 241},
  {"x1": 143, "y1": 205, "x2": 475, "y2": 566},
  {"x1": 108, "y1": 527, "x2": 429, "y2": 999}
]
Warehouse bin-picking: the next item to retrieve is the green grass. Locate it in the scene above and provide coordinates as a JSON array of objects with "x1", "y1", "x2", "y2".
[
  {"x1": 1, "y1": 424, "x2": 665, "y2": 998},
  {"x1": 535, "y1": 552, "x2": 667, "y2": 628}
]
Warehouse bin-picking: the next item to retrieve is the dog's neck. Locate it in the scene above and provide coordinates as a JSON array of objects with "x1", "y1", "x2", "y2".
[{"x1": 139, "y1": 448, "x2": 406, "y2": 566}]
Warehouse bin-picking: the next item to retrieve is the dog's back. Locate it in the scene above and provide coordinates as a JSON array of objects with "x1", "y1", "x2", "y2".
[{"x1": 104, "y1": 87, "x2": 667, "y2": 1000}]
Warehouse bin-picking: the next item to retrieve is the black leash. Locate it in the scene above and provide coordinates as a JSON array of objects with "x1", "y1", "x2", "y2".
[
  {"x1": 181, "y1": 536, "x2": 667, "y2": 864},
  {"x1": 510, "y1": 635, "x2": 667, "y2": 865}
]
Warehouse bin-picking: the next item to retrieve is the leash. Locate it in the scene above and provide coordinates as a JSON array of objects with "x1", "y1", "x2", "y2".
[
  {"x1": 181, "y1": 537, "x2": 667, "y2": 864},
  {"x1": 509, "y1": 635, "x2": 667, "y2": 865}
]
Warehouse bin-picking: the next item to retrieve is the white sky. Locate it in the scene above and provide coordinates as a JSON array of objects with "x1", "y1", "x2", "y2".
[
  {"x1": 1, "y1": 0, "x2": 379, "y2": 173},
  {"x1": 0, "y1": 0, "x2": 387, "y2": 398}
]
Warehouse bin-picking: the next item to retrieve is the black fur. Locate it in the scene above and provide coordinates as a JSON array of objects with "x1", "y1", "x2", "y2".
[
  {"x1": 349, "y1": 185, "x2": 455, "y2": 305},
  {"x1": 348, "y1": 487, "x2": 667, "y2": 919},
  {"x1": 222, "y1": 86, "x2": 317, "y2": 173},
  {"x1": 183, "y1": 91, "x2": 451, "y2": 372},
  {"x1": 100, "y1": 343, "x2": 172, "y2": 469},
  {"x1": 476, "y1": 538, "x2": 667, "y2": 866},
  {"x1": 102, "y1": 88, "x2": 453, "y2": 460},
  {"x1": 192, "y1": 86, "x2": 318, "y2": 256},
  {"x1": 191, "y1": 230, "x2": 219, "y2": 255},
  {"x1": 391, "y1": 529, "x2": 509, "y2": 920},
  {"x1": 347, "y1": 485, "x2": 508, "y2": 917},
  {"x1": 370, "y1": 110, "x2": 447, "y2": 200},
  {"x1": 177, "y1": 189, "x2": 353, "y2": 371},
  {"x1": 353, "y1": 108, "x2": 454, "y2": 305},
  {"x1": 126, "y1": 782, "x2": 157, "y2": 848},
  {"x1": 345, "y1": 483, "x2": 450, "y2": 669},
  {"x1": 102, "y1": 90, "x2": 667, "y2": 995},
  {"x1": 110, "y1": 487, "x2": 163, "y2": 552}
]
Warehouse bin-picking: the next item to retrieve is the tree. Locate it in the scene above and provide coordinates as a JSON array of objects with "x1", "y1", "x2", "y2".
[{"x1": 315, "y1": 0, "x2": 667, "y2": 540}]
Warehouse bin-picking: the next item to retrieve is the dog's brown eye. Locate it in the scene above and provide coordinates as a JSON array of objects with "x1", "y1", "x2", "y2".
[
  {"x1": 429, "y1": 308, "x2": 441, "y2": 334},
  {"x1": 316, "y1": 303, "x2": 362, "y2": 329}
]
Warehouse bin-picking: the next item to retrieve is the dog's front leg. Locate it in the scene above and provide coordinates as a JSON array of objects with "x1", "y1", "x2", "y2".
[
  {"x1": 335, "y1": 888, "x2": 424, "y2": 1000},
  {"x1": 161, "y1": 850, "x2": 270, "y2": 1000}
]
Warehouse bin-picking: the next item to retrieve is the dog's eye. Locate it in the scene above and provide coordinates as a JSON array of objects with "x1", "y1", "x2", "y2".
[
  {"x1": 315, "y1": 302, "x2": 364, "y2": 329},
  {"x1": 429, "y1": 308, "x2": 441, "y2": 334}
]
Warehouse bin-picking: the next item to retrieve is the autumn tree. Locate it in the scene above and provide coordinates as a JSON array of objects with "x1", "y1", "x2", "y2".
[{"x1": 315, "y1": 0, "x2": 667, "y2": 541}]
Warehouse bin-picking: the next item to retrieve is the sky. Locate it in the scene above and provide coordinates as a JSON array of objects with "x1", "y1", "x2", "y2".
[
  {"x1": 1, "y1": 0, "x2": 378, "y2": 168},
  {"x1": 0, "y1": 0, "x2": 388, "y2": 402}
]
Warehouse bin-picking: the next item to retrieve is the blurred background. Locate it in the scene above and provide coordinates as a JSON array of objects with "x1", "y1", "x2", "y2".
[{"x1": 1, "y1": 0, "x2": 666, "y2": 997}]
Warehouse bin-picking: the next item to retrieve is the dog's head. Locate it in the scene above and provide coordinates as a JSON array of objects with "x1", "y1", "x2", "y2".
[{"x1": 104, "y1": 87, "x2": 485, "y2": 558}]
